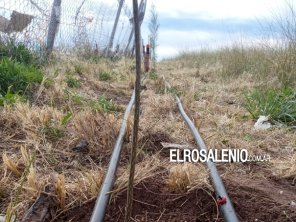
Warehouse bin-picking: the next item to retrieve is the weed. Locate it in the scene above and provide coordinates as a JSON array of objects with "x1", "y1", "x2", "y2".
[
  {"x1": 99, "y1": 71, "x2": 112, "y2": 81},
  {"x1": 244, "y1": 87, "x2": 296, "y2": 125},
  {"x1": 65, "y1": 76, "x2": 80, "y2": 88}
]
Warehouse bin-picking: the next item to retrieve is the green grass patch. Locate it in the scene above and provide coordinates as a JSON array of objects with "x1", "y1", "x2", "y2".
[
  {"x1": 0, "y1": 58, "x2": 43, "y2": 96},
  {"x1": 0, "y1": 42, "x2": 43, "y2": 104},
  {"x1": 91, "y1": 95, "x2": 122, "y2": 113},
  {"x1": 244, "y1": 87, "x2": 296, "y2": 125}
]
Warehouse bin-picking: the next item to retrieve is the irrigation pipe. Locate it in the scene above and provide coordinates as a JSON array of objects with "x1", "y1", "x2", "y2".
[
  {"x1": 175, "y1": 96, "x2": 239, "y2": 222},
  {"x1": 90, "y1": 90, "x2": 135, "y2": 222}
]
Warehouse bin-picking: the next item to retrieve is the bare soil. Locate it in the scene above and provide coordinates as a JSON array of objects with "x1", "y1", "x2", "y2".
[{"x1": 55, "y1": 172, "x2": 296, "y2": 222}]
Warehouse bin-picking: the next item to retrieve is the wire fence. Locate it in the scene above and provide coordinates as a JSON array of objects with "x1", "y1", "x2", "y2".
[{"x1": 0, "y1": 0, "x2": 146, "y2": 57}]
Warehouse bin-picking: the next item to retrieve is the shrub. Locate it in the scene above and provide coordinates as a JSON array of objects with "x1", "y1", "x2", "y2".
[
  {"x1": 244, "y1": 87, "x2": 296, "y2": 125},
  {"x1": 0, "y1": 58, "x2": 43, "y2": 96}
]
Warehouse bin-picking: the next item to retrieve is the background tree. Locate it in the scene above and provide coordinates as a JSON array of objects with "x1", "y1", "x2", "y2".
[{"x1": 148, "y1": 4, "x2": 159, "y2": 71}]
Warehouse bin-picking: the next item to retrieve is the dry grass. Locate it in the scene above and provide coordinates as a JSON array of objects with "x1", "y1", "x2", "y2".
[
  {"x1": 167, "y1": 163, "x2": 210, "y2": 193},
  {"x1": 0, "y1": 49, "x2": 295, "y2": 221},
  {"x1": 0, "y1": 57, "x2": 133, "y2": 219},
  {"x1": 115, "y1": 155, "x2": 163, "y2": 193},
  {"x1": 272, "y1": 152, "x2": 296, "y2": 178},
  {"x1": 159, "y1": 57, "x2": 296, "y2": 181}
]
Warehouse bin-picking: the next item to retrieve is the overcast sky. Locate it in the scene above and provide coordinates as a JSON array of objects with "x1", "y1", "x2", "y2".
[{"x1": 141, "y1": 0, "x2": 290, "y2": 59}]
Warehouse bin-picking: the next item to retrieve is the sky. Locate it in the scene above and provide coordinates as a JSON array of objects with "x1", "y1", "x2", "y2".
[
  {"x1": 141, "y1": 0, "x2": 290, "y2": 59},
  {"x1": 0, "y1": 0, "x2": 290, "y2": 58}
]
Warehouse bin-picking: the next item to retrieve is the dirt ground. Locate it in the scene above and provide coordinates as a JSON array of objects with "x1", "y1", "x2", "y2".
[{"x1": 56, "y1": 173, "x2": 296, "y2": 222}]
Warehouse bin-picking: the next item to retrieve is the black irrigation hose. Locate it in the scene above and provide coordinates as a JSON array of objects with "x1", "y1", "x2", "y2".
[
  {"x1": 175, "y1": 96, "x2": 239, "y2": 222},
  {"x1": 90, "y1": 90, "x2": 135, "y2": 222}
]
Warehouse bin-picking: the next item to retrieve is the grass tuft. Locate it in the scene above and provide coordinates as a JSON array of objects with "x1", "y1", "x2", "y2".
[
  {"x1": 244, "y1": 87, "x2": 296, "y2": 125},
  {"x1": 65, "y1": 75, "x2": 80, "y2": 88},
  {"x1": 39, "y1": 122, "x2": 65, "y2": 141},
  {"x1": 74, "y1": 64, "x2": 83, "y2": 74},
  {"x1": 91, "y1": 95, "x2": 122, "y2": 113},
  {"x1": 99, "y1": 71, "x2": 113, "y2": 81},
  {"x1": 149, "y1": 70, "x2": 158, "y2": 80},
  {"x1": 167, "y1": 164, "x2": 210, "y2": 193}
]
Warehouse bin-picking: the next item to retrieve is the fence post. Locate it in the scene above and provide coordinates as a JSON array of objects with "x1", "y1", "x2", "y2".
[
  {"x1": 106, "y1": 0, "x2": 125, "y2": 56},
  {"x1": 46, "y1": 0, "x2": 62, "y2": 57}
]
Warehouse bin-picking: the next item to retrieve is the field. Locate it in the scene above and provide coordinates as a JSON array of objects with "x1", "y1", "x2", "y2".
[{"x1": 0, "y1": 45, "x2": 296, "y2": 221}]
